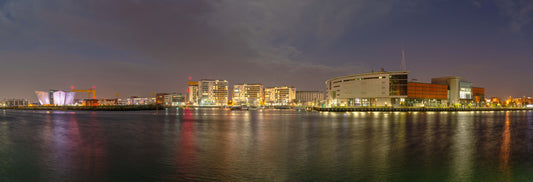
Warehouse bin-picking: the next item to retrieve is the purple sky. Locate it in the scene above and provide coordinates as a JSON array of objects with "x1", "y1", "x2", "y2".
[{"x1": 1, "y1": 0, "x2": 533, "y2": 101}]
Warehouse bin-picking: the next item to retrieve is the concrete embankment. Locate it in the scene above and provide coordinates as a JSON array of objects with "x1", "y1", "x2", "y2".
[
  {"x1": 0, "y1": 105, "x2": 161, "y2": 111},
  {"x1": 314, "y1": 107, "x2": 533, "y2": 112}
]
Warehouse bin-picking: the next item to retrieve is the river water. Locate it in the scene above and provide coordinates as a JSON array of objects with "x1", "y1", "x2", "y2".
[{"x1": 1, "y1": 109, "x2": 532, "y2": 181}]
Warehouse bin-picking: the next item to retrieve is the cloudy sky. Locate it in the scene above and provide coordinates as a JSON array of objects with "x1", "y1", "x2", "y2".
[{"x1": 1, "y1": 0, "x2": 532, "y2": 100}]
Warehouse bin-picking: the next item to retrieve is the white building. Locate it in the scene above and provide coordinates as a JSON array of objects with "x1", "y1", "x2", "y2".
[
  {"x1": 296, "y1": 91, "x2": 324, "y2": 106},
  {"x1": 186, "y1": 81, "x2": 199, "y2": 106},
  {"x1": 163, "y1": 93, "x2": 185, "y2": 106},
  {"x1": 325, "y1": 71, "x2": 408, "y2": 107},
  {"x1": 264, "y1": 86, "x2": 296, "y2": 106},
  {"x1": 232, "y1": 83, "x2": 264, "y2": 106},
  {"x1": 35, "y1": 90, "x2": 75, "y2": 106},
  {"x1": 119, "y1": 97, "x2": 156, "y2": 105},
  {"x1": 198, "y1": 79, "x2": 228, "y2": 106}
]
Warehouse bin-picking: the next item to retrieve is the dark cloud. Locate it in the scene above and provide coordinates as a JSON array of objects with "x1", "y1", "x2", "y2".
[{"x1": 0, "y1": 0, "x2": 532, "y2": 100}]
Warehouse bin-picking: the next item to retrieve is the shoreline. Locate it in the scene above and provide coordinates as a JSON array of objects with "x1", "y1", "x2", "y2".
[
  {"x1": 314, "y1": 107, "x2": 533, "y2": 112},
  {"x1": 0, "y1": 105, "x2": 162, "y2": 111}
]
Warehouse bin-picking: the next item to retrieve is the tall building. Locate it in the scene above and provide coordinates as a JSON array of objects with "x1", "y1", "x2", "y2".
[
  {"x1": 232, "y1": 83, "x2": 264, "y2": 106},
  {"x1": 198, "y1": 79, "x2": 228, "y2": 106},
  {"x1": 325, "y1": 71, "x2": 408, "y2": 107},
  {"x1": 296, "y1": 91, "x2": 324, "y2": 106},
  {"x1": 264, "y1": 86, "x2": 296, "y2": 106},
  {"x1": 187, "y1": 81, "x2": 199, "y2": 106},
  {"x1": 35, "y1": 90, "x2": 75, "y2": 106}
]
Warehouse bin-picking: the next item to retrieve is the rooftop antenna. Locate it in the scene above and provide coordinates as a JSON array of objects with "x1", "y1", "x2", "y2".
[{"x1": 401, "y1": 41, "x2": 407, "y2": 71}]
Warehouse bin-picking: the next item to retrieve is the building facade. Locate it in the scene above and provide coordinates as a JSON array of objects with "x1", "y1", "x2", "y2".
[
  {"x1": 2, "y1": 99, "x2": 29, "y2": 107},
  {"x1": 326, "y1": 71, "x2": 486, "y2": 107},
  {"x1": 232, "y1": 83, "x2": 264, "y2": 106},
  {"x1": 296, "y1": 91, "x2": 324, "y2": 106},
  {"x1": 264, "y1": 86, "x2": 296, "y2": 106},
  {"x1": 163, "y1": 93, "x2": 185, "y2": 106},
  {"x1": 187, "y1": 81, "x2": 199, "y2": 106},
  {"x1": 198, "y1": 79, "x2": 229, "y2": 106},
  {"x1": 406, "y1": 82, "x2": 448, "y2": 107},
  {"x1": 98, "y1": 99, "x2": 118, "y2": 106},
  {"x1": 325, "y1": 71, "x2": 408, "y2": 107},
  {"x1": 431, "y1": 76, "x2": 484, "y2": 106},
  {"x1": 120, "y1": 97, "x2": 156, "y2": 105},
  {"x1": 35, "y1": 90, "x2": 75, "y2": 106}
]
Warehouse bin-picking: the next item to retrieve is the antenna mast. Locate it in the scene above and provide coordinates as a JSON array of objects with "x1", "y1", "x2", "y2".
[{"x1": 401, "y1": 42, "x2": 407, "y2": 71}]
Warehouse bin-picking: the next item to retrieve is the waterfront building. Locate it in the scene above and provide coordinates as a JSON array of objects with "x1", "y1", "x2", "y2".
[
  {"x1": 3, "y1": 99, "x2": 29, "y2": 107},
  {"x1": 98, "y1": 99, "x2": 117, "y2": 106},
  {"x1": 186, "y1": 81, "x2": 199, "y2": 106},
  {"x1": 406, "y1": 82, "x2": 448, "y2": 107},
  {"x1": 264, "y1": 86, "x2": 296, "y2": 106},
  {"x1": 156, "y1": 93, "x2": 168, "y2": 104},
  {"x1": 121, "y1": 96, "x2": 156, "y2": 105},
  {"x1": 198, "y1": 79, "x2": 228, "y2": 106},
  {"x1": 35, "y1": 90, "x2": 75, "y2": 106},
  {"x1": 472, "y1": 87, "x2": 485, "y2": 105},
  {"x1": 431, "y1": 77, "x2": 484, "y2": 106},
  {"x1": 162, "y1": 93, "x2": 185, "y2": 106},
  {"x1": 325, "y1": 71, "x2": 408, "y2": 107},
  {"x1": 296, "y1": 91, "x2": 324, "y2": 106},
  {"x1": 232, "y1": 83, "x2": 264, "y2": 106}
]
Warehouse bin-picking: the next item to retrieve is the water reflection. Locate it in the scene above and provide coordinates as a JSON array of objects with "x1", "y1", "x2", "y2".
[
  {"x1": 1, "y1": 110, "x2": 533, "y2": 181},
  {"x1": 451, "y1": 112, "x2": 473, "y2": 181},
  {"x1": 499, "y1": 112, "x2": 511, "y2": 181}
]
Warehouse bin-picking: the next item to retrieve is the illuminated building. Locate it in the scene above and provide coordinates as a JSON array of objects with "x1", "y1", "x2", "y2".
[
  {"x1": 156, "y1": 93, "x2": 168, "y2": 104},
  {"x1": 264, "y1": 86, "x2": 296, "y2": 106},
  {"x1": 326, "y1": 70, "x2": 485, "y2": 107},
  {"x1": 2, "y1": 99, "x2": 29, "y2": 107},
  {"x1": 98, "y1": 99, "x2": 117, "y2": 106},
  {"x1": 170, "y1": 93, "x2": 186, "y2": 106},
  {"x1": 296, "y1": 91, "x2": 324, "y2": 106},
  {"x1": 35, "y1": 90, "x2": 75, "y2": 106},
  {"x1": 117, "y1": 96, "x2": 156, "y2": 105},
  {"x1": 232, "y1": 83, "x2": 264, "y2": 106},
  {"x1": 186, "y1": 81, "x2": 199, "y2": 105},
  {"x1": 159, "y1": 93, "x2": 185, "y2": 106},
  {"x1": 325, "y1": 71, "x2": 408, "y2": 107},
  {"x1": 406, "y1": 82, "x2": 448, "y2": 107},
  {"x1": 431, "y1": 77, "x2": 484, "y2": 106},
  {"x1": 473, "y1": 87, "x2": 485, "y2": 104},
  {"x1": 198, "y1": 79, "x2": 228, "y2": 106}
]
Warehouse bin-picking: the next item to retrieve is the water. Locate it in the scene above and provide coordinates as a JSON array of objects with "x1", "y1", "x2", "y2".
[{"x1": 1, "y1": 109, "x2": 533, "y2": 181}]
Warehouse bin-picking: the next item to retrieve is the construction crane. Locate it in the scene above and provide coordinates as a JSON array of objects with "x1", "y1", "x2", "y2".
[{"x1": 71, "y1": 86, "x2": 96, "y2": 99}]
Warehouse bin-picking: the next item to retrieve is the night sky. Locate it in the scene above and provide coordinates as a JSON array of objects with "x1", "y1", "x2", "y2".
[{"x1": 1, "y1": 0, "x2": 532, "y2": 101}]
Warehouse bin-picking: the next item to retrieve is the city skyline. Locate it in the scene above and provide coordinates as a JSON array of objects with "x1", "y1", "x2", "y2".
[{"x1": 1, "y1": 0, "x2": 533, "y2": 99}]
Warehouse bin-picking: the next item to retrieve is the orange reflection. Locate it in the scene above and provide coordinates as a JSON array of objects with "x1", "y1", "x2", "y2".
[
  {"x1": 499, "y1": 112, "x2": 511, "y2": 181},
  {"x1": 176, "y1": 108, "x2": 196, "y2": 176}
]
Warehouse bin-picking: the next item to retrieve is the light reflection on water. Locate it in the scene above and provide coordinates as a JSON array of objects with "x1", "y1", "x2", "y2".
[{"x1": 0, "y1": 109, "x2": 533, "y2": 181}]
